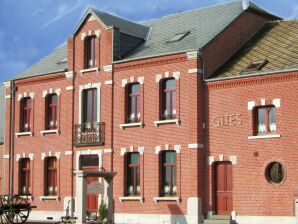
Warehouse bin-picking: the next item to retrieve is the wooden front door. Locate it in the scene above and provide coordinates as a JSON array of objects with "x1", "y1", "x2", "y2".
[
  {"x1": 215, "y1": 162, "x2": 233, "y2": 215},
  {"x1": 80, "y1": 155, "x2": 99, "y2": 213}
]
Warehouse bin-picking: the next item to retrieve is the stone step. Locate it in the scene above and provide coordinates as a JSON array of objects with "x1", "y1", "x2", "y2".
[
  {"x1": 210, "y1": 215, "x2": 231, "y2": 220},
  {"x1": 203, "y1": 219, "x2": 231, "y2": 224}
]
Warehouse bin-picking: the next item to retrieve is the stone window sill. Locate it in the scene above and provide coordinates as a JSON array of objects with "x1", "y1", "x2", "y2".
[
  {"x1": 80, "y1": 67, "x2": 99, "y2": 75},
  {"x1": 119, "y1": 196, "x2": 144, "y2": 203},
  {"x1": 15, "y1": 132, "x2": 33, "y2": 137},
  {"x1": 40, "y1": 129, "x2": 60, "y2": 135},
  {"x1": 248, "y1": 134, "x2": 281, "y2": 140},
  {"x1": 39, "y1": 196, "x2": 60, "y2": 201},
  {"x1": 153, "y1": 196, "x2": 181, "y2": 203},
  {"x1": 120, "y1": 122, "x2": 144, "y2": 129},
  {"x1": 154, "y1": 119, "x2": 180, "y2": 127}
]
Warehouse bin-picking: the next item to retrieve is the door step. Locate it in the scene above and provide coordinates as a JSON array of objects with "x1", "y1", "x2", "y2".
[{"x1": 203, "y1": 215, "x2": 231, "y2": 224}]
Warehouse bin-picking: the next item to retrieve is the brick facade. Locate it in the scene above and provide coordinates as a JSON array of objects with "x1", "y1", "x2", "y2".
[{"x1": 1, "y1": 4, "x2": 295, "y2": 224}]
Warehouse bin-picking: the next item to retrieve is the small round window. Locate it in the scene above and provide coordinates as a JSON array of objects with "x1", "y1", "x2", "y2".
[{"x1": 266, "y1": 162, "x2": 285, "y2": 184}]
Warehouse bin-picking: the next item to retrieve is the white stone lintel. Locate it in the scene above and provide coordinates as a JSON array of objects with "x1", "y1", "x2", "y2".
[
  {"x1": 103, "y1": 65, "x2": 113, "y2": 72},
  {"x1": 188, "y1": 143, "x2": 204, "y2": 149},
  {"x1": 208, "y1": 156, "x2": 214, "y2": 165},
  {"x1": 230, "y1": 155, "x2": 237, "y2": 165},
  {"x1": 104, "y1": 80, "x2": 113, "y2": 85},
  {"x1": 65, "y1": 71, "x2": 75, "y2": 79},
  {"x1": 186, "y1": 51, "x2": 198, "y2": 59},
  {"x1": 248, "y1": 101, "x2": 255, "y2": 110},
  {"x1": 66, "y1": 86, "x2": 74, "y2": 91},
  {"x1": 65, "y1": 151, "x2": 73, "y2": 156},
  {"x1": 272, "y1": 99, "x2": 281, "y2": 108}
]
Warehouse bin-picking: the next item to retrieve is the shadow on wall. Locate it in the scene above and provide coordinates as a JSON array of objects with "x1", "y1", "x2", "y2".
[{"x1": 167, "y1": 204, "x2": 186, "y2": 224}]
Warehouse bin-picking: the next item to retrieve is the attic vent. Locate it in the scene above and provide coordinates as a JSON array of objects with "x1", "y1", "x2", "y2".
[
  {"x1": 167, "y1": 31, "x2": 190, "y2": 43},
  {"x1": 243, "y1": 59, "x2": 268, "y2": 72},
  {"x1": 57, "y1": 57, "x2": 67, "y2": 64}
]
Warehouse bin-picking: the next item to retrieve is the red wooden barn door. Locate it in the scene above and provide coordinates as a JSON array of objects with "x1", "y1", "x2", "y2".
[{"x1": 215, "y1": 162, "x2": 233, "y2": 215}]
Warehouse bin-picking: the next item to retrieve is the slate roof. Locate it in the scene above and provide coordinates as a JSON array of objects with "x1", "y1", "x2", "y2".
[
  {"x1": 0, "y1": 86, "x2": 5, "y2": 144},
  {"x1": 210, "y1": 20, "x2": 298, "y2": 79},
  {"x1": 13, "y1": 0, "x2": 279, "y2": 81}
]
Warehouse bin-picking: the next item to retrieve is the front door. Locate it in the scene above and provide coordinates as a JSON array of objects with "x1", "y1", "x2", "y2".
[
  {"x1": 80, "y1": 155, "x2": 99, "y2": 213},
  {"x1": 215, "y1": 162, "x2": 233, "y2": 215}
]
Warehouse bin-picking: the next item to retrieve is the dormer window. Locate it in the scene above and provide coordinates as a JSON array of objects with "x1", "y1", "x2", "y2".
[
  {"x1": 85, "y1": 36, "x2": 97, "y2": 68},
  {"x1": 167, "y1": 31, "x2": 190, "y2": 43}
]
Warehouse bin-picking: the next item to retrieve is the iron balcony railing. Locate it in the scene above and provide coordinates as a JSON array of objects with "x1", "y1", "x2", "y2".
[{"x1": 73, "y1": 122, "x2": 105, "y2": 146}]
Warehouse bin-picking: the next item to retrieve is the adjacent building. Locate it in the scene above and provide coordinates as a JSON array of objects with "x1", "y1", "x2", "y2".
[{"x1": 1, "y1": 1, "x2": 298, "y2": 224}]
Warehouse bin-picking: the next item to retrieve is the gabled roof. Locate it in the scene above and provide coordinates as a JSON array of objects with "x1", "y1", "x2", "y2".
[
  {"x1": 74, "y1": 8, "x2": 149, "y2": 40},
  {"x1": 210, "y1": 20, "x2": 298, "y2": 80},
  {"x1": 0, "y1": 86, "x2": 5, "y2": 144},
  {"x1": 12, "y1": 0, "x2": 280, "y2": 81}
]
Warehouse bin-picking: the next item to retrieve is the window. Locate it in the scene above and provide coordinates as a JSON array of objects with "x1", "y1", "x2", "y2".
[
  {"x1": 160, "y1": 151, "x2": 176, "y2": 196},
  {"x1": 20, "y1": 97, "x2": 32, "y2": 132},
  {"x1": 85, "y1": 36, "x2": 96, "y2": 68},
  {"x1": 45, "y1": 94, "x2": 58, "y2": 130},
  {"x1": 126, "y1": 83, "x2": 140, "y2": 123},
  {"x1": 82, "y1": 88, "x2": 97, "y2": 125},
  {"x1": 160, "y1": 78, "x2": 176, "y2": 120},
  {"x1": 19, "y1": 158, "x2": 31, "y2": 195},
  {"x1": 254, "y1": 106, "x2": 276, "y2": 134},
  {"x1": 45, "y1": 157, "x2": 57, "y2": 196},
  {"x1": 167, "y1": 31, "x2": 190, "y2": 43},
  {"x1": 243, "y1": 59, "x2": 268, "y2": 72},
  {"x1": 125, "y1": 153, "x2": 140, "y2": 196},
  {"x1": 265, "y1": 162, "x2": 285, "y2": 185}
]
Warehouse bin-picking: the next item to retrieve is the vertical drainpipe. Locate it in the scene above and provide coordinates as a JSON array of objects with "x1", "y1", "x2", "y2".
[
  {"x1": 9, "y1": 81, "x2": 15, "y2": 195},
  {"x1": 71, "y1": 36, "x2": 76, "y2": 215}
]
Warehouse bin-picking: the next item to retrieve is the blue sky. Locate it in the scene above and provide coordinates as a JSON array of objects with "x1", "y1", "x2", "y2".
[{"x1": 0, "y1": 0, "x2": 297, "y2": 82}]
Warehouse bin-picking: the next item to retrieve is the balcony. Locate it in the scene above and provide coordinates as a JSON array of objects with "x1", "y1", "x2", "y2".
[{"x1": 73, "y1": 122, "x2": 105, "y2": 147}]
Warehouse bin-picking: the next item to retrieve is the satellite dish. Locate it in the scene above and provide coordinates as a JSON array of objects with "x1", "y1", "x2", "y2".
[{"x1": 242, "y1": 0, "x2": 250, "y2": 10}]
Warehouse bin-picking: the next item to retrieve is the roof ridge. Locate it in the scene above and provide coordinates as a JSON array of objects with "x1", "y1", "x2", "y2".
[{"x1": 142, "y1": 0, "x2": 242, "y2": 24}]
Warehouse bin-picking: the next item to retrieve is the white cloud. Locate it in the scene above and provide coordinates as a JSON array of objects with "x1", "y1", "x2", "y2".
[{"x1": 40, "y1": 1, "x2": 82, "y2": 29}]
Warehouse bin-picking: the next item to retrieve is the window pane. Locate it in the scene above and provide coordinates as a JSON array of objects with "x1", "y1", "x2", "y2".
[
  {"x1": 166, "y1": 79, "x2": 176, "y2": 89},
  {"x1": 83, "y1": 89, "x2": 97, "y2": 123},
  {"x1": 257, "y1": 108, "x2": 266, "y2": 133},
  {"x1": 80, "y1": 155, "x2": 99, "y2": 168},
  {"x1": 93, "y1": 90, "x2": 97, "y2": 122},
  {"x1": 129, "y1": 153, "x2": 139, "y2": 165},
  {"x1": 269, "y1": 107, "x2": 276, "y2": 132},
  {"x1": 165, "y1": 151, "x2": 176, "y2": 163},
  {"x1": 131, "y1": 84, "x2": 140, "y2": 94}
]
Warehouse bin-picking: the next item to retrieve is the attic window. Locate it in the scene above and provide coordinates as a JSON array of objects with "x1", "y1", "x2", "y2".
[
  {"x1": 243, "y1": 59, "x2": 268, "y2": 72},
  {"x1": 57, "y1": 57, "x2": 67, "y2": 64},
  {"x1": 167, "y1": 31, "x2": 190, "y2": 43}
]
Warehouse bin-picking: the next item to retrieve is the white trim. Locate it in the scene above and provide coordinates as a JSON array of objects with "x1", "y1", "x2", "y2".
[
  {"x1": 30, "y1": 92, "x2": 35, "y2": 98},
  {"x1": 248, "y1": 134, "x2": 281, "y2": 140},
  {"x1": 65, "y1": 151, "x2": 73, "y2": 156},
  {"x1": 248, "y1": 101, "x2": 255, "y2": 110},
  {"x1": 154, "y1": 119, "x2": 180, "y2": 126},
  {"x1": 153, "y1": 197, "x2": 181, "y2": 203},
  {"x1": 39, "y1": 196, "x2": 60, "y2": 201},
  {"x1": 95, "y1": 29, "x2": 101, "y2": 37},
  {"x1": 40, "y1": 129, "x2": 59, "y2": 135},
  {"x1": 66, "y1": 86, "x2": 74, "y2": 91},
  {"x1": 121, "y1": 79, "x2": 128, "y2": 87},
  {"x1": 120, "y1": 148, "x2": 126, "y2": 156},
  {"x1": 41, "y1": 152, "x2": 61, "y2": 160},
  {"x1": 15, "y1": 132, "x2": 33, "y2": 137},
  {"x1": 81, "y1": 32, "x2": 86, "y2": 40},
  {"x1": 119, "y1": 196, "x2": 144, "y2": 203},
  {"x1": 103, "y1": 65, "x2": 113, "y2": 72},
  {"x1": 137, "y1": 76, "x2": 145, "y2": 84},
  {"x1": 104, "y1": 80, "x2": 113, "y2": 85},
  {"x1": 16, "y1": 153, "x2": 34, "y2": 161},
  {"x1": 138, "y1": 147, "x2": 144, "y2": 155},
  {"x1": 174, "y1": 145, "x2": 181, "y2": 154},
  {"x1": 272, "y1": 98, "x2": 281, "y2": 108},
  {"x1": 65, "y1": 71, "x2": 75, "y2": 79},
  {"x1": 76, "y1": 149, "x2": 103, "y2": 172},
  {"x1": 42, "y1": 89, "x2": 61, "y2": 98},
  {"x1": 3, "y1": 154, "x2": 10, "y2": 159},
  {"x1": 5, "y1": 95, "x2": 11, "y2": 99},
  {"x1": 188, "y1": 68, "x2": 198, "y2": 74},
  {"x1": 104, "y1": 149, "x2": 113, "y2": 153},
  {"x1": 155, "y1": 74, "x2": 162, "y2": 83},
  {"x1": 155, "y1": 146, "x2": 161, "y2": 154},
  {"x1": 120, "y1": 122, "x2": 144, "y2": 129},
  {"x1": 80, "y1": 67, "x2": 99, "y2": 75},
  {"x1": 20, "y1": 195, "x2": 33, "y2": 201},
  {"x1": 208, "y1": 156, "x2": 214, "y2": 165},
  {"x1": 188, "y1": 143, "x2": 204, "y2": 149},
  {"x1": 230, "y1": 155, "x2": 237, "y2": 165},
  {"x1": 261, "y1": 98, "x2": 266, "y2": 106},
  {"x1": 186, "y1": 51, "x2": 198, "y2": 59},
  {"x1": 78, "y1": 83, "x2": 101, "y2": 124},
  {"x1": 219, "y1": 154, "x2": 224, "y2": 161},
  {"x1": 173, "y1": 71, "x2": 180, "y2": 80},
  {"x1": 3, "y1": 81, "x2": 11, "y2": 88}
]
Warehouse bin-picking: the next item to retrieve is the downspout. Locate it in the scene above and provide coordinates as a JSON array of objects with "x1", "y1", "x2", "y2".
[{"x1": 9, "y1": 81, "x2": 15, "y2": 195}]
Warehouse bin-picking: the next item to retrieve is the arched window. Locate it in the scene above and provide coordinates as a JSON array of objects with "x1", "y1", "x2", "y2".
[
  {"x1": 19, "y1": 158, "x2": 31, "y2": 195},
  {"x1": 125, "y1": 152, "x2": 140, "y2": 196},
  {"x1": 160, "y1": 150, "x2": 176, "y2": 196},
  {"x1": 20, "y1": 97, "x2": 32, "y2": 132},
  {"x1": 254, "y1": 105, "x2": 276, "y2": 134},
  {"x1": 126, "y1": 83, "x2": 140, "y2": 123},
  {"x1": 160, "y1": 78, "x2": 176, "y2": 120},
  {"x1": 45, "y1": 94, "x2": 58, "y2": 130},
  {"x1": 45, "y1": 157, "x2": 57, "y2": 196}
]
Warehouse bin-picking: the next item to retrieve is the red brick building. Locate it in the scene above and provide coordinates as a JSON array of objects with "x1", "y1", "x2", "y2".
[{"x1": 1, "y1": 1, "x2": 298, "y2": 224}]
